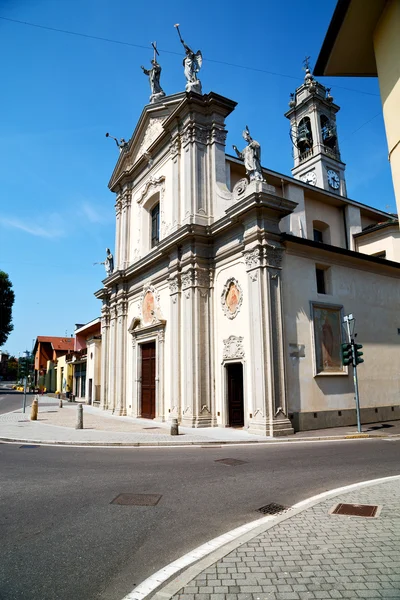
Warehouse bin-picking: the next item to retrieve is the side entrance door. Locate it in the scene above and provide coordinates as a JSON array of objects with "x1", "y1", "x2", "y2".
[
  {"x1": 226, "y1": 363, "x2": 244, "y2": 427},
  {"x1": 141, "y1": 342, "x2": 156, "y2": 419}
]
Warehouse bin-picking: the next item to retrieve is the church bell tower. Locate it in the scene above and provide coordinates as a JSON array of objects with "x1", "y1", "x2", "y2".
[{"x1": 285, "y1": 61, "x2": 347, "y2": 196}]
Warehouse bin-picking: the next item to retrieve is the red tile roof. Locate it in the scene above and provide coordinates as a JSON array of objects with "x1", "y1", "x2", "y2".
[{"x1": 35, "y1": 336, "x2": 75, "y2": 351}]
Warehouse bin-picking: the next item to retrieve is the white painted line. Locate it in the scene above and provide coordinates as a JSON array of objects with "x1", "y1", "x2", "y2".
[{"x1": 121, "y1": 474, "x2": 400, "y2": 600}]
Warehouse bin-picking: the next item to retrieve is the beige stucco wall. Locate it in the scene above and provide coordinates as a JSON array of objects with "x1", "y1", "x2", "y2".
[
  {"x1": 356, "y1": 227, "x2": 400, "y2": 262},
  {"x1": 374, "y1": 0, "x2": 400, "y2": 216},
  {"x1": 283, "y1": 246, "x2": 400, "y2": 422},
  {"x1": 86, "y1": 339, "x2": 101, "y2": 403},
  {"x1": 55, "y1": 355, "x2": 72, "y2": 394},
  {"x1": 304, "y1": 196, "x2": 346, "y2": 247}
]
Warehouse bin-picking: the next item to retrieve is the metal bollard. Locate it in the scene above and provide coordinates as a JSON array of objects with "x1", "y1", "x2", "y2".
[
  {"x1": 170, "y1": 418, "x2": 179, "y2": 436},
  {"x1": 76, "y1": 403, "x2": 83, "y2": 429},
  {"x1": 30, "y1": 397, "x2": 39, "y2": 421},
  {"x1": 59, "y1": 398, "x2": 63, "y2": 408}
]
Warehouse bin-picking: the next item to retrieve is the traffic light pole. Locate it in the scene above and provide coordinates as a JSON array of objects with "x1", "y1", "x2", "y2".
[{"x1": 344, "y1": 319, "x2": 362, "y2": 433}]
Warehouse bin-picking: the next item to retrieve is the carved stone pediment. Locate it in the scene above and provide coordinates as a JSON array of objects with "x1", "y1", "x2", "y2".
[{"x1": 108, "y1": 95, "x2": 186, "y2": 190}]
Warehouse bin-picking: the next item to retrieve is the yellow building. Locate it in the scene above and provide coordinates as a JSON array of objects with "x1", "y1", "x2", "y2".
[
  {"x1": 314, "y1": 0, "x2": 400, "y2": 214},
  {"x1": 55, "y1": 354, "x2": 73, "y2": 397}
]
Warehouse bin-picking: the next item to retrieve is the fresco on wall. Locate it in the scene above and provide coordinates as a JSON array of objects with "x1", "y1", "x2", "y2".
[
  {"x1": 142, "y1": 291, "x2": 155, "y2": 325},
  {"x1": 226, "y1": 282, "x2": 240, "y2": 314},
  {"x1": 312, "y1": 304, "x2": 344, "y2": 373}
]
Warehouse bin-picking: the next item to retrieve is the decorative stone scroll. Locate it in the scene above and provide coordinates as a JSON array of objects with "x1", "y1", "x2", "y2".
[
  {"x1": 221, "y1": 277, "x2": 243, "y2": 319},
  {"x1": 232, "y1": 178, "x2": 248, "y2": 200},
  {"x1": 223, "y1": 335, "x2": 245, "y2": 360}
]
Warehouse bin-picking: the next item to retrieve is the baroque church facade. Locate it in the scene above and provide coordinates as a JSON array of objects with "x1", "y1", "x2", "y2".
[{"x1": 95, "y1": 62, "x2": 400, "y2": 436}]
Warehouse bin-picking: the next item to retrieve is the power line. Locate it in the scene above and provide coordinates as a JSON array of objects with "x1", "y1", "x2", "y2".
[
  {"x1": 0, "y1": 15, "x2": 380, "y2": 98},
  {"x1": 343, "y1": 112, "x2": 382, "y2": 142}
]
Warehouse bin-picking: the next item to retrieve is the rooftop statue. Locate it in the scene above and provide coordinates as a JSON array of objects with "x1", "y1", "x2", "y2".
[
  {"x1": 103, "y1": 248, "x2": 114, "y2": 276},
  {"x1": 105, "y1": 133, "x2": 129, "y2": 153},
  {"x1": 141, "y1": 42, "x2": 166, "y2": 104},
  {"x1": 94, "y1": 248, "x2": 114, "y2": 277},
  {"x1": 174, "y1": 24, "x2": 202, "y2": 94},
  {"x1": 232, "y1": 126, "x2": 264, "y2": 182}
]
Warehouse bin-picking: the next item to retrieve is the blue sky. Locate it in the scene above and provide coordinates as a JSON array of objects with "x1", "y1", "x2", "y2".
[{"x1": 0, "y1": 0, "x2": 395, "y2": 356}]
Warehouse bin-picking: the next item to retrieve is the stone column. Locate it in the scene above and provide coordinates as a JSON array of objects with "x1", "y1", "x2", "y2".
[
  {"x1": 108, "y1": 303, "x2": 118, "y2": 413},
  {"x1": 244, "y1": 247, "x2": 269, "y2": 433},
  {"x1": 181, "y1": 267, "x2": 214, "y2": 427},
  {"x1": 168, "y1": 274, "x2": 181, "y2": 420},
  {"x1": 99, "y1": 303, "x2": 110, "y2": 410},
  {"x1": 115, "y1": 195, "x2": 122, "y2": 270},
  {"x1": 244, "y1": 245, "x2": 293, "y2": 437},
  {"x1": 115, "y1": 297, "x2": 128, "y2": 416},
  {"x1": 263, "y1": 244, "x2": 294, "y2": 436},
  {"x1": 170, "y1": 137, "x2": 181, "y2": 232},
  {"x1": 122, "y1": 188, "x2": 132, "y2": 269},
  {"x1": 155, "y1": 329, "x2": 165, "y2": 421}
]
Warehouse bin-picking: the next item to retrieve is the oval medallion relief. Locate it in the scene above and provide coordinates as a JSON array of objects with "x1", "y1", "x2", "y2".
[{"x1": 221, "y1": 277, "x2": 243, "y2": 319}]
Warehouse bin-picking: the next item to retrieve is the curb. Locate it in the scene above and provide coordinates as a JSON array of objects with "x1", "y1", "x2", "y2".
[
  {"x1": 0, "y1": 433, "x2": 395, "y2": 447},
  {"x1": 123, "y1": 474, "x2": 400, "y2": 600}
]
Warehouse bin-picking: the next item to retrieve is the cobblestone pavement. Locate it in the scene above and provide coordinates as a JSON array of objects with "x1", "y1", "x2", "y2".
[{"x1": 171, "y1": 478, "x2": 400, "y2": 600}]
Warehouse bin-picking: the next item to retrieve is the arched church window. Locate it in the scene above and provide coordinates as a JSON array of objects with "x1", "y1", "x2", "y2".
[
  {"x1": 296, "y1": 117, "x2": 313, "y2": 155},
  {"x1": 320, "y1": 115, "x2": 337, "y2": 151},
  {"x1": 151, "y1": 203, "x2": 160, "y2": 248}
]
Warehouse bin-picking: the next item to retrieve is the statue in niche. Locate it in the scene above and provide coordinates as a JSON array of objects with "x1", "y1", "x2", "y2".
[
  {"x1": 174, "y1": 24, "x2": 202, "y2": 94},
  {"x1": 141, "y1": 42, "x2": 166, "y2": 103},
  {"x1": 233, "y1": 126, "x2": 264, "y2": 182}
]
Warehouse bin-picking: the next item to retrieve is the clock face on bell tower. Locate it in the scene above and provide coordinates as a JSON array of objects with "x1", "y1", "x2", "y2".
[{"x1": 284, "y1": 61, "x2": 347, "y2": 197}]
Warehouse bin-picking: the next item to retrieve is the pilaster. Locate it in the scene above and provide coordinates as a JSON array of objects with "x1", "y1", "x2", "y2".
[
  {"x1": 244, "y1": 244, "x2": 293, "y2": 437},
  {"x1": 100, "y1": 302, "x2": 110, "y2": 410},
  {"x1": 168, "y1": 274, "x2": 181, "y2": 420},
  {"x1": 108, "y1": 303, "x2": 118, "y2": 413},
  {"x1": 181, "y1": 266, "x2": 215, "y2": 427},
  {"x1": 115, "y1": 296, "x2": 128, "y2": 416}
]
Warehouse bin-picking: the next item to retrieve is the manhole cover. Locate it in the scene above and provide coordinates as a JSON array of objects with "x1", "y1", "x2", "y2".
[
  {"x1": 215, "y1": 458, "x2": 248, "y2": 466},
  {"x1": 111, "y1": 493, "x2": 162, "y2": 506},
  {"x1": 330, "y1": 503, "x2": 380, "y2": 518},
  {"x1": 19, "y1": 445, "x2": 40, "y2": 449},
  {"x1": 257, "y1": 503, "x2": 289, "y2": 515}
]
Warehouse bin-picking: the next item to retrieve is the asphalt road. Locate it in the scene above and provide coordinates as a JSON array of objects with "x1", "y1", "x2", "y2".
[
  {"x1": 1, "y1": 437, "x2": 399, "y2": 600},
  {"x1": 0, "y1": 386, "x2": 34, "y2": 416}
]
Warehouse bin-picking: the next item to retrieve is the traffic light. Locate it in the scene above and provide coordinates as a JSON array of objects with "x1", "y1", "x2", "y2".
[
  {"x1": 354, "y1": 343, "x2": 364, "y2": 365},
  {"x1": 341, "y1": 343, "x2": 353, "y2": 366},
  {"x1": 19, "y1": 358, "x2": 27, "y2": 377}
]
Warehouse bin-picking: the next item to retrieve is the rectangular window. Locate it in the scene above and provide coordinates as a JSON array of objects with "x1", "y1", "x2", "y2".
[
  {"x1": 151, "y1": 204, "x2": 160, "y2": 248},
  {"x1": 316, "y1": 267, "x2": 326, "y2": 294},
  {"x1": 313, "y1": 228, "x2": 324, "y2": 243}
]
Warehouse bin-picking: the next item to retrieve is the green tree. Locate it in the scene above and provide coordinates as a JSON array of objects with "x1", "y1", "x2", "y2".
[{"x1": 0, "y1": 271, "x2": 15, "y2": 346}]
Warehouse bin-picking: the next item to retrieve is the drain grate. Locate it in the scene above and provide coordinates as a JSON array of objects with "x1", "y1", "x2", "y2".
[
  {"x1": 257, "y1": 503, "x2": 290, "y2": 515},
  {"x1": 215, "y1": 458, "x2": 248, "y2": 466},
  {"x1": 19, "y1": 445, "x2": 39, "y2": 449},
  {"x1": 330, "y1": 503, "x2": 380, "y2": 518},
  {"x1": 111, "y1": 493, "x2": 162, "y2": 506},
  {"x1": 143, "y1": 427, "x2": 162, "y2": 430}
]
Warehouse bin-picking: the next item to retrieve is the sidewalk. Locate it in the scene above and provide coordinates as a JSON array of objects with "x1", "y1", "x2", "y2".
[
  {"x1": 1, "y1": 395, "x2": 400, "y2": 446},
  {"x1": 138, "y1": 476, "x2": 400, "y2": 600}
]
